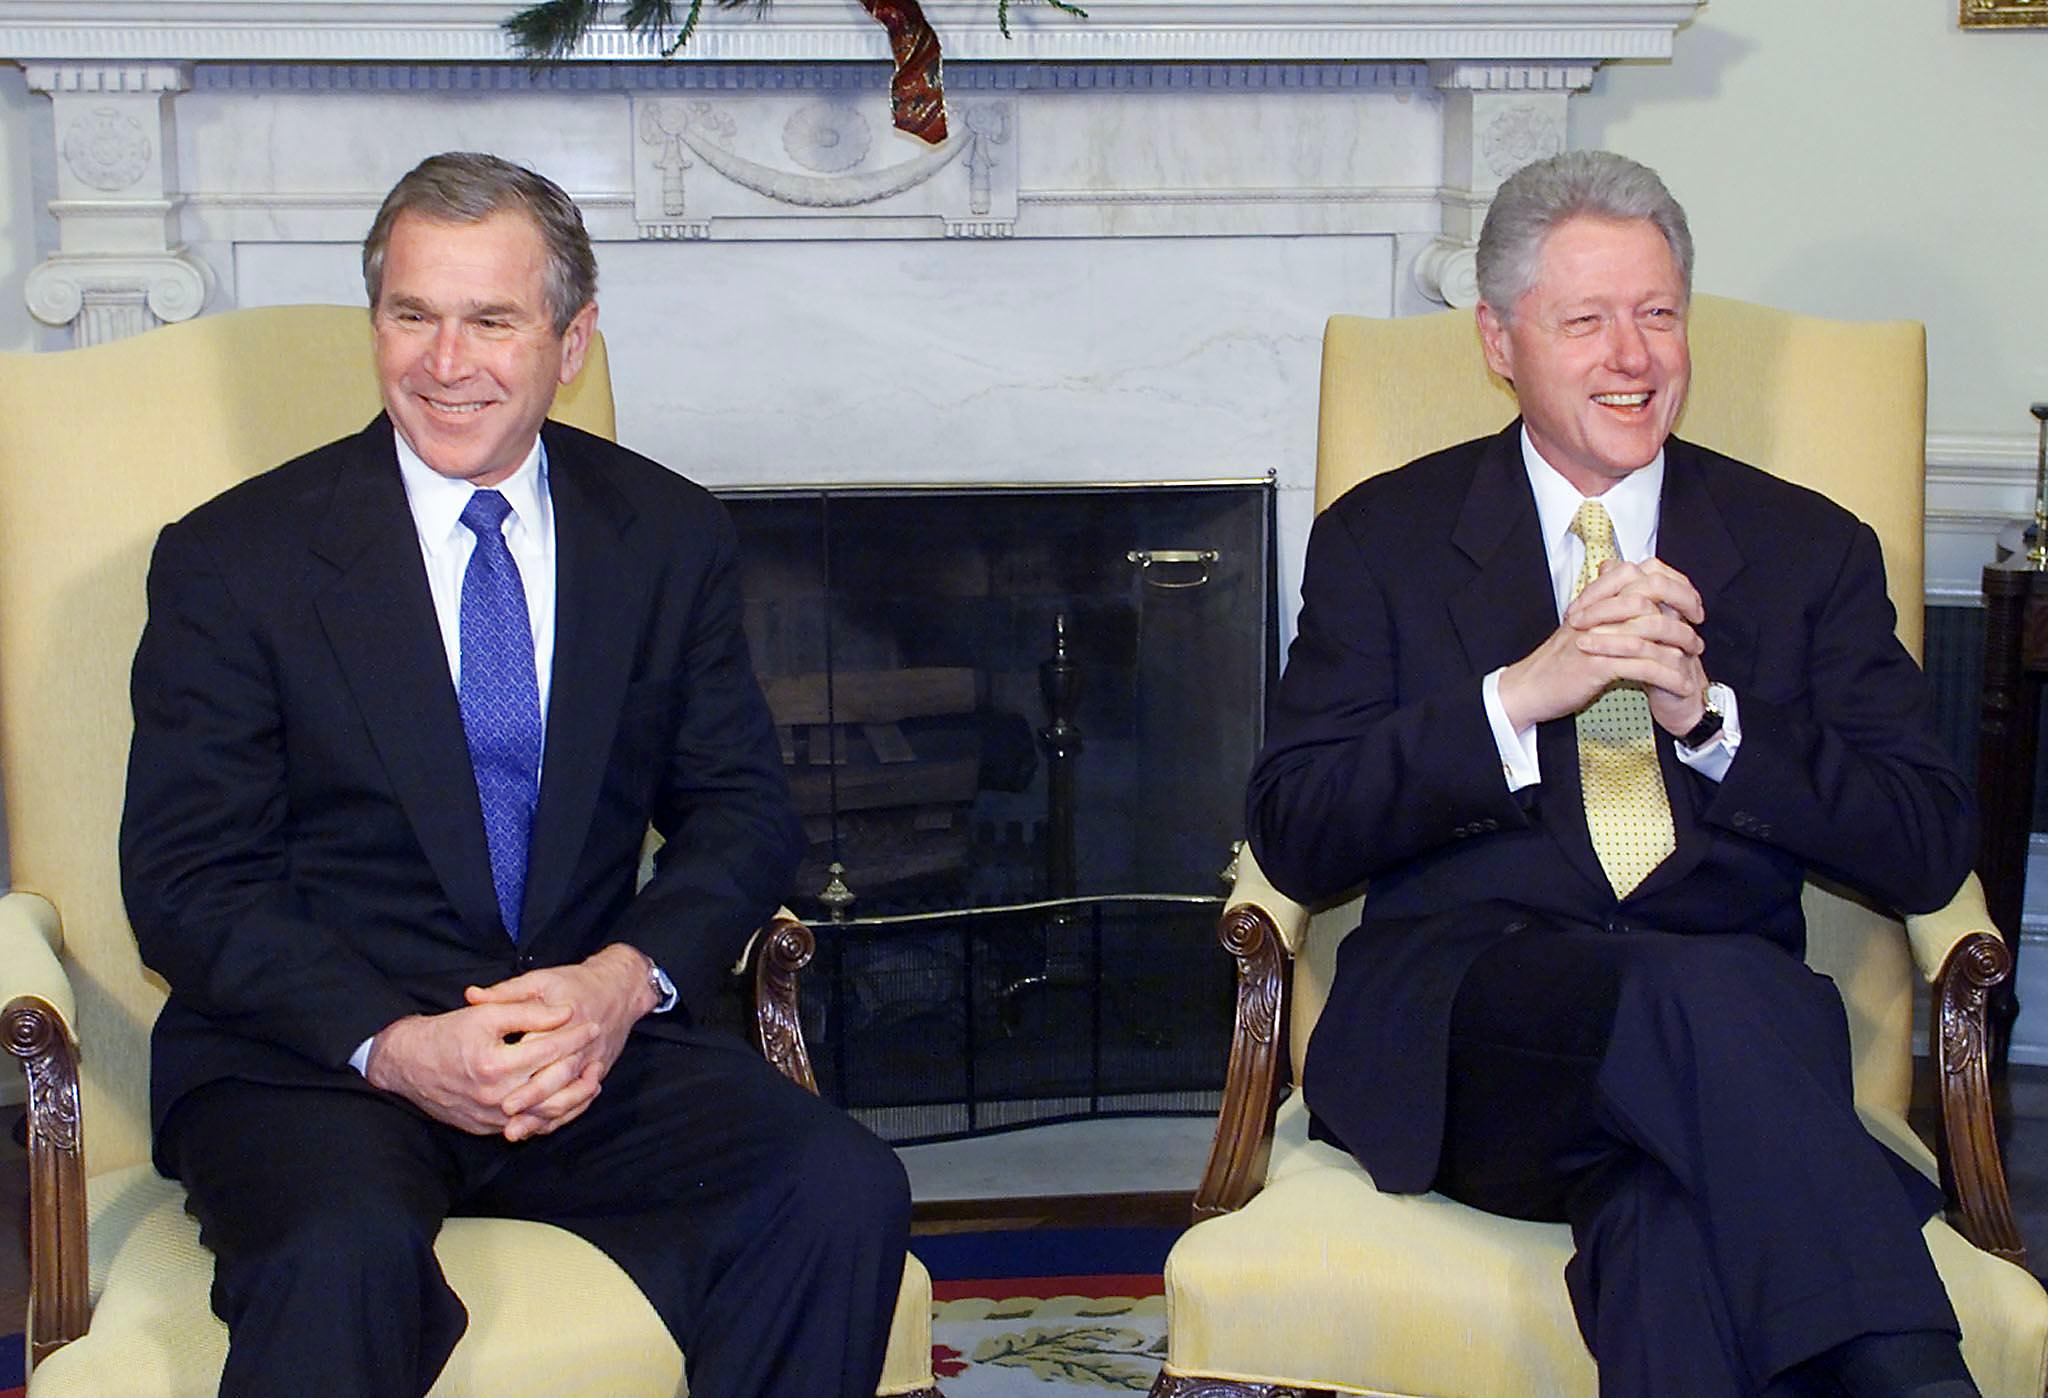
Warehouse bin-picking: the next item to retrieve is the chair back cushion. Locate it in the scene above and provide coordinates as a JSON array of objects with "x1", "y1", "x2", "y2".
[
  {"x1": 0, "y1": 305, "x2": 615, "y2": 1175},
  {"x1": 1302, "y1": 296, "x2": 1928, "y2": 1118}
]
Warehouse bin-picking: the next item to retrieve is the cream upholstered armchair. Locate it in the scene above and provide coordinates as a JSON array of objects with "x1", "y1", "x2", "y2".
[
  {"x1": 1149, "y1": 297, "x2": 2048, "y2": 1397},
  {"x1": 0, "y1": 306, "x2": 939, "y2": 1396}
]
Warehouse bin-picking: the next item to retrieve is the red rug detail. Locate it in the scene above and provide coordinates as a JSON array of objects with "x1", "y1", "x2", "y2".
[{"x1": 932, "y1": 1272, "x2": 1162, "y2": 1302}]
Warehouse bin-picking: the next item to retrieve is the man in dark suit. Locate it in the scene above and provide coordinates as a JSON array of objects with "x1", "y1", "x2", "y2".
[
  {"x1": 1247, "y1": 151, "x2": 1979, "y2": 1395},
  {"x1": 119, "y1": 152, "x2": 909, "y2": 1398}
]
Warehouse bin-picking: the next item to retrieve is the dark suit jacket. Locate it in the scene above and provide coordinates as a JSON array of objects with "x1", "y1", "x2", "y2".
[
  {"x1": 120, "y1": 415, "x2": 805, "y2": 1151},
  {"x1": 1246, "y1": 422, "x2": 1973, "y2": 1193}
]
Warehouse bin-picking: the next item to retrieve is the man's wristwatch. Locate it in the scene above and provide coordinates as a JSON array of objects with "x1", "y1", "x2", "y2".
[
  {"x1": 644, "y1": 957, "x2": 678, "y2": 1014},
  {"x1": 1679, "y1": 687, "x2": 1726, "y2": 750}
]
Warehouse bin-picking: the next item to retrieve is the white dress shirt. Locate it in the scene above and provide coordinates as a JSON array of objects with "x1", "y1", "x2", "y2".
[{"x1": 1480, "y1": 427, "x2": 1740, "y2": 792}]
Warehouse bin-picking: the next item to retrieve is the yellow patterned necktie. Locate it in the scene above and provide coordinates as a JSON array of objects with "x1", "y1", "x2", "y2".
[{"x1": 1571, "y1": 499, "x2": 1675, "y2": 898}]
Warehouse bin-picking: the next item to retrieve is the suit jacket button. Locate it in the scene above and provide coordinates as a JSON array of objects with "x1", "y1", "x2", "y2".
[{"x1": 516, "y1": 951, "x2": 536, "y2": 970}]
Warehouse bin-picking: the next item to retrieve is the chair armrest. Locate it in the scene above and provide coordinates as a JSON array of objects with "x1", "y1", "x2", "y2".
[
  {"x1": 0, "y1": 890, "x2": 91, "y2": 1363},
  {"x1": 0, "y1": 888, "x2": 73, "y2": 1021},
  {"x1": 1190, "y1": 898, "x2": 1294, "y2": 1222},
  {"x1": 1904, "y1": 874, "x2": 1998, "y2": 986},
  {"x1": 1913, "y1": 882, "x2": 2025, "y2": 1263},
  {"x1": 1223, "y1": 841, "x2": 1313, "y2": 957},
  {"x1": 746, "y1": 908, "x2": 820, "y2": 1096}
]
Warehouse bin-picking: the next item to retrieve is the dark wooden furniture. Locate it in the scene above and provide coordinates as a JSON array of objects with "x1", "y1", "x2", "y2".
[{"x1": 1977, "y1": 557, "x2": 2048, "y2": 1073}]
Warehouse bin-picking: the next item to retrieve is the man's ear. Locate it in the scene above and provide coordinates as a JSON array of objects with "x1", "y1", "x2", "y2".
[
  {"x1": 557, "y1": 301, "x2": 598, "y2": 386},
  {"x1": 1476, "y1": 301, "x2": 1514, "y2": 384}
]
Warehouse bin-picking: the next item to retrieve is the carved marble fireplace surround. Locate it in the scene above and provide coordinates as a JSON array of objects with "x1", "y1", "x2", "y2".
[{"x1": 2, "y1": 0, "x2": 1702, "y2": 617}]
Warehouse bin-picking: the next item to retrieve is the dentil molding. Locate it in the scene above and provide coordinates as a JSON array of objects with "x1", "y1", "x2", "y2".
[{"x1": 0, "y1": 1, "x2": 1703, "y2": 65}]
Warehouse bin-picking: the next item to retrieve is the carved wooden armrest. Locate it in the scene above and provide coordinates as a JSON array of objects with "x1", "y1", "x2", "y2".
[
  {"x1": 748, "y1": 910, "x2": 820, "y2": 1096},
  {"x1": 0, "y1": 891, "x2": 87, "y2": 1364},
  {"x1": 1930, "y1": 930, "x2": 2025, "y2": 1264},
  {"x1": 4, "y1": 993, "x2": 88, "y2": 1364},
  {"x1": 1190, "y1": 901, "x2": 1292, "y2": 1222}
]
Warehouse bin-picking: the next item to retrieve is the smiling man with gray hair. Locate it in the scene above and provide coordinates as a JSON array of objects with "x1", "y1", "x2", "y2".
[{"x1": 1248, "y1": 150, "x2": 1978, "y2": 1395}]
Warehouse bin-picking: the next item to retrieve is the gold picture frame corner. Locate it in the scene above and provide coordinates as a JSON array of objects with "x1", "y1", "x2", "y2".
[{"x1": 1960, "y1": 0, "x2": 2048, "y2": 30}]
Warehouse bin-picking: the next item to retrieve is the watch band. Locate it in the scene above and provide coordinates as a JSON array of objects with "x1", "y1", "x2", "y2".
[
  {"x1": 1679, "y1": 694, "x2": 1725, "y2": 750},
  {"x1": 645, "y1": 958, "x2": 677, "y2": 1014}
]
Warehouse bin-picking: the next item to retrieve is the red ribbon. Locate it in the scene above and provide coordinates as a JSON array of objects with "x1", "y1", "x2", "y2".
[{"x1": 859, "y1": 0, "x2": 948, "y2": 143}]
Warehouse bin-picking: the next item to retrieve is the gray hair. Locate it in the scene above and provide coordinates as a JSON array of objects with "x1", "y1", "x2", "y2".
[
  {"x1": 1475, "y1": 150, "x2": 1693, "y2": 320},
  {"x1": 362, "y1": 152, "x2": 597, "y2": 334}
]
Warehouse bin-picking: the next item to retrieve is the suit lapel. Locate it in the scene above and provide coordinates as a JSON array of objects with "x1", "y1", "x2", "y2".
[
  {"x1": 1445, "y1": 425, "x2": 1613, "y2": 899},
  {"x1": 518, "y1": 425, "x2": 640, "y2": 946},
  {"x1": 1653, "y1": 439, "x2": 1752, "y2": 685},
  {"x1": 309, "y1": 418, "x2": 503, "y2": 941},
  {"x1": 1446, "y1": 424, "x2": 1559, "y2": 679}
]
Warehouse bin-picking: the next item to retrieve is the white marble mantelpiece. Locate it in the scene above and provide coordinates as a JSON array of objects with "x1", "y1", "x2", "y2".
[
  {"x1": 4, "y1": 0, "x2": 1703, "y2": 617},
  {"x1": 0, "y1": 1, "x2": 1702, "y2": 65}
]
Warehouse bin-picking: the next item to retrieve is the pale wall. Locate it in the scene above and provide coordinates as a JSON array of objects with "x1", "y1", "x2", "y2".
[{"x1": 1572, "y1": 0, "x2": 2048, "y2": 443}]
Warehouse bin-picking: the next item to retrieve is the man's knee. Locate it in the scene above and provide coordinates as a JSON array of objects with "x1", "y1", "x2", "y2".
[
  {"x1": 1604, "y1": 933, "x2": 1857, "y2": 1124},
  {"x1": 214, "y1": 1191, "x2": 440, "y2": 1301},
  {"x1": 1618, "y1": 934, "x2": 1839, "y2": 1034},
  {"x1": 789, "y1": 1111, "x2": 910, "y2": 1248}
]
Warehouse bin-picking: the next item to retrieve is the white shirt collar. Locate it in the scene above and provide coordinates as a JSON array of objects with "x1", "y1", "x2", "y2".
[
  {"x1": 1519, "y1": 425, "x2": 1665, "y2": 566},
  {"x1": 392, "y1": 429, "x2": 548, "y2": 552}
]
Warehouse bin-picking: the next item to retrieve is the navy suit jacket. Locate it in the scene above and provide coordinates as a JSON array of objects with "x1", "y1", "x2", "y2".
[
  {"x1": 1246, "y1": 422, "x2": 1973, "y2": 1193},
  {"x1": 120, "y1": 416, "x2": 805, "y2": 1150}
]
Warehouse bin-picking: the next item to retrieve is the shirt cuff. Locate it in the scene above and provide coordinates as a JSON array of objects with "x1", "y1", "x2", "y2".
[
  {"x1": 1482, "y1": 668, "x2": 1541, "y2": 792},
  {"x1": 349, "y1": 1036, "x2": 374, "y2": 1077},
  {"x1": 1673, "y1": 682, "x2": 1741, "y2": 782}
]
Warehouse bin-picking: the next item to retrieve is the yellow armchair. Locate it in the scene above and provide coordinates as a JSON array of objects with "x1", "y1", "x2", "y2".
[
  {"x1": 1149, "y1": 298, "x2": 2048, "y2": 1397},
  {"x1": 0, "y1": 305, "x2": 939, "y2": 1396}
]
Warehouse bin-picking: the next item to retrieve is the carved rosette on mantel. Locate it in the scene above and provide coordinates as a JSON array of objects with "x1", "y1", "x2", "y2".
[
  {"x1": 1416, "y1": 61, "x2": 1590, "y2": 310},
  {"x1": 633, "y1": 88, "x2": 1017, "y2": 240},
  {"x1": 23, "y1": 63, "x2": 213, "y2": 347}
]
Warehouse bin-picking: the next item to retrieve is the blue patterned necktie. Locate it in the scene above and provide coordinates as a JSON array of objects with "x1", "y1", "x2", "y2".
[{"x1": 458, "y1": 489, "x2": 541, "y2": 941}]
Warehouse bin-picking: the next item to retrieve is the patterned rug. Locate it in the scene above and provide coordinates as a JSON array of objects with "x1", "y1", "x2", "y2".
[
  {"x1": 919, "y1": 1226, "x2": 1178, "y2": 1395},
  {"x1": 931, "y1": 1276, "x2": 1166, "y2": 1393}
]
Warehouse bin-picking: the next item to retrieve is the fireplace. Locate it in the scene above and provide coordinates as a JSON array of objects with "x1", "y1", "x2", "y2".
[{"x1": 726, "y1": 480, "x2": 1274, "y2": 1139}]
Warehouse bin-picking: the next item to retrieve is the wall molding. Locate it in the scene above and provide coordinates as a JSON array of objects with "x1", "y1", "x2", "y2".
[
  {"x1": 1925, "y1": 428, "x2": 2034, "y2": 604},
  {"x1": 0, "y1": 1, "x2": 1704, "y2": 66},
  {"x1": 181, "y1": 59, "x2": 1436, "y2": 94}
]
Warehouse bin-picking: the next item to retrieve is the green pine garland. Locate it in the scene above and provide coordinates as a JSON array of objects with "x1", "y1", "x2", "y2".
[{"x1": 504, "y1": 0, "x2": 1087, "y2": 60}]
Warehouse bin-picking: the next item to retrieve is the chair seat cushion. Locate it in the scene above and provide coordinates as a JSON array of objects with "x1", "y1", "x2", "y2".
[
  {"x1": 29, "y1": 1164, "x2": 935, "y2": 1397},
  {"x1": 1159, "y1": 1096, "x2": 2048, "y2": 1397}
]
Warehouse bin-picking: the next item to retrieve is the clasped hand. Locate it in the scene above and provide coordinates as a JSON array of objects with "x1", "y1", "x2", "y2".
[
  {"x1": 364, "y1": 943, "x2": 658, "y2": 1142},
  {"x1": 1497, "y1": 556, "x2": 1709, "y2": 737}
]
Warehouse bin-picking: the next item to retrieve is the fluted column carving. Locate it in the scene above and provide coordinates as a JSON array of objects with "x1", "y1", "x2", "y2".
[
  {"x1": 1415, "y1": 62, "x2": 1593, "y2": 309},
  {"x1": 22, "y1": 62, "x2": 211, "y2": 345}
]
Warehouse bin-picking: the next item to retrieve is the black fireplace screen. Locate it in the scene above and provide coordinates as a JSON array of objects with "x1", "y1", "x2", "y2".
[{"x1": 723, "y1": 482, "x2": 1276, "y2": 1143}]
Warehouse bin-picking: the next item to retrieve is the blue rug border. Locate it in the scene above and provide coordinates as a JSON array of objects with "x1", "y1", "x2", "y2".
[{"x1": 914, "y1": 1225, "x2": 1180, "y2": 1281}]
